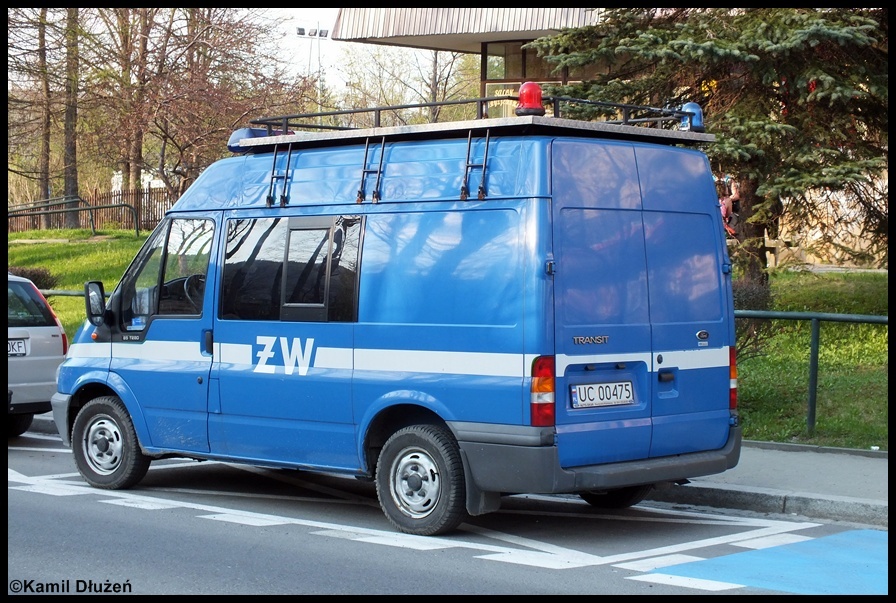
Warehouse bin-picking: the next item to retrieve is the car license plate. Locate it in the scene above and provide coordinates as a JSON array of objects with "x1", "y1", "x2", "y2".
[
  {"x1": 8, "y1": 339, "x2": 27, "y2": 357},
  {"x1": 571, "y1": 381, "x2": 634, "y2": 408}
]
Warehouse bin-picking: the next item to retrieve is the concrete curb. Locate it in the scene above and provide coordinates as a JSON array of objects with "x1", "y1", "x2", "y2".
[
  {"x1": 645, "y1": 481, "x2": 888, "y2": 528},
  {"x1": 742, "y1": 439, "x2": 888, "y2": 459},
  {"x1": 647, "y1": 440, "x2": 889, "y2": 529}
]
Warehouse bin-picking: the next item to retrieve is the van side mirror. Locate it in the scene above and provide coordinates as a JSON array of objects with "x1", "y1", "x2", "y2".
[{"x1": 85, "y1": 281, "x2": 107, "y2": 327}]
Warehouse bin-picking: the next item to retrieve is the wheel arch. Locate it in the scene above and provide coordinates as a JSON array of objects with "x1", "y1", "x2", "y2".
[
  {"x1": 66, "y1": 379, "x2": 151, "y2": 455},
  {"x1": 363, "y1": 403, "x2": 447, "y2": 478},
  {"x1": 362, "y1": 404, "x2": 501, "y2": 519}
]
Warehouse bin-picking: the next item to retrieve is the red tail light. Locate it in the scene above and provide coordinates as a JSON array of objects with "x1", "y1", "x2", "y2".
[
  {"x1": 530, "y1": 355, "x2": 555, "y2": 426},
  {"x1": 729, "y1": 347, "x2": 738, "y2": 411}
]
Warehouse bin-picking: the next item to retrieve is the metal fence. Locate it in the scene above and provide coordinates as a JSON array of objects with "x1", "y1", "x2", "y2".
[
  {"x1": 7, "y1": 189, "x2": 173, "y2": 234},
  {"x1": 735, "y1": 309, "x2": 887, "y2": 434}
]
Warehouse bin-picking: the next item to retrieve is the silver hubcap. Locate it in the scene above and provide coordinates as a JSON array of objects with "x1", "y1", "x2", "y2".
[
  {"x1": 390, "y1": 446, "x2": 441, "y2": 518},
  {"x1": 82, "y1": 415, "x2": 123, "y2": 475}
]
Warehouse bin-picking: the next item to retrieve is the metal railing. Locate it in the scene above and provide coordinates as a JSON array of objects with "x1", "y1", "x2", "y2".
[
  {"x1": 250, "y1": 92, "x2": 695, "y2": 133},
  {"x1": 7, "y1": 195, "x2": 140, "y2": 236},
  {"x1": 735, "y1": 309, "x2": 888, "y2": 434}
]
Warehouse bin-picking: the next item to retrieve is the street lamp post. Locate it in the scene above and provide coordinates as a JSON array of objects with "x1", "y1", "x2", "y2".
[{"x1": 296, "y1": 24, "x2": 329, "y2": 118}]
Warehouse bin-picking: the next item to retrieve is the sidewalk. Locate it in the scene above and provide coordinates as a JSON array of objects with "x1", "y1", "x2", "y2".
[
  {"x1": 646, "y1": 440, "x2": 888, "y2": 529},
  {"x1": 28, "y1": 415, "x2": 887, "y2": 529}
]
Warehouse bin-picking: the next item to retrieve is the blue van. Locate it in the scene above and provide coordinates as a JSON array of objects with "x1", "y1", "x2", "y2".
[{"x1": 52, "y1": 86, "x2": 740, "y2": 536}]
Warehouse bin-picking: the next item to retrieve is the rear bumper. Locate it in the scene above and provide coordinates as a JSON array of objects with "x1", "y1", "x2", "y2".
[
  {"x1": 453, "y1": 422, "x2": 742, "y2": 495},
  {"x1": 8, "y1": 389, "x2": 52, "y2": 416}
]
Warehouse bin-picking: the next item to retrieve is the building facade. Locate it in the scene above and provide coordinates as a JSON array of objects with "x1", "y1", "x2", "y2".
[{"x1": 332, "y1": 8, "x2": 605, "y2": 98}]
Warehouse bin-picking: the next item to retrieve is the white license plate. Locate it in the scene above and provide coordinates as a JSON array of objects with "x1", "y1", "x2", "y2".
[
  {"x1": 8, "y1": 339, "x2": 27, "y2": 357},
  {"x1": 571, "y1": 381, "x2": 634, "y2": 408}
]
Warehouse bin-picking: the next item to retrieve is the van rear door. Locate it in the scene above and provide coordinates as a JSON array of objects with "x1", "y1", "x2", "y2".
[
  {"x1": 551, "y1": 139, "x2": 733, "y2": 468},
  {"x1": 636, "y1": 145, "x2": 734, "y2": 457}
]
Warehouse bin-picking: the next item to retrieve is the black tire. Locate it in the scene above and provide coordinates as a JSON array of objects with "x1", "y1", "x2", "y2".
[
  {"x1": 71, "y1": 395, "x2": 151, "y2": 489},
  {"x1": 579, "y1": 484, "x2": 654, "y2": 509},
  {"x1": 8, "y1": 413, "x2": 34, "y2": 438},
  {"x1": 375, "y1": 424, "x2": 468, "y2": 536}
]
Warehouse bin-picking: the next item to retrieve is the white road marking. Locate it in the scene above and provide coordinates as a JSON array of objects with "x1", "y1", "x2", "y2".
[
  {"x1": 102, "y1": 498, "x2": 183, "y2": 510},
  {"x1": 615, "y1": 554, "x2": 705, "y2": 572},
  {"x1": 731, "y1": 533, "x2": 813, "y2": 549},
  {"x1": 8, "y1": 462, "x2": 822, "y2": 585},
  {"x1": 628, "y1": 573, "x2": 744, "y2": 591},
  {"x1": 201, "y1": 513, "x2": 292, "y2": 526}
]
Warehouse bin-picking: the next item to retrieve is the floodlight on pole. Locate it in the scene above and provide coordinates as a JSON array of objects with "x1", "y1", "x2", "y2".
[{"x1": 297, "y1": 23, "x2": 329, "y2": 116}]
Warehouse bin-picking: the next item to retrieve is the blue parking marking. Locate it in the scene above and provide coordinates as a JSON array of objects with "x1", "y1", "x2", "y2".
[{"x1": 656, "y1": 529, "x2": 888, "y2": 595}]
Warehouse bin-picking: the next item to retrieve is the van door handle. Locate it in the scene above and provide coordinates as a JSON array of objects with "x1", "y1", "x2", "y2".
[
  {"x1": 658, "y1": 371, "x2": 674, "y2": 383},
  {"x1": 204, "y1": 330, "x2": 214, "y2": 355}
]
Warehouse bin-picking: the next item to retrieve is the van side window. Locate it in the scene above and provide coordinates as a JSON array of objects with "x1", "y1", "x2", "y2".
[
  {"x1": 328, "y1": 216, "x2": 361, "y2": 322},
  {"x1": 285, "y1": 226, "x2": 331, "y2": 307},
  {"x1": 221, "y1": 216, "x2": 360, "y2": 322},
  {"x1": 119, "y1": 218, "x2": 214, "y2": 329}
]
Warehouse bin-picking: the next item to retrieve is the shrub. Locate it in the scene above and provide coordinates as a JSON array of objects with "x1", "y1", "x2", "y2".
[
  {"x1": 7, "y1": 266, "x2": 59, "y2": 290},
  {"x1": 732, "y1": 277, "x2": 780, "y2": 362}
]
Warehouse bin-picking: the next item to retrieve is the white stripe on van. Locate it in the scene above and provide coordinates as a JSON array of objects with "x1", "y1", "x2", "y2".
[
  {"x1": 556, "y1": 346, "x2": 729, "y2": 374},
  {"x1": 217, "y1": 342, "x2": 354, "y2": 370},
  {"x1": 309, "y1": 346, "x2": 353, "y2": 370},
  {"x1": 555, "y1": 352, "x2": 652, "y2": 375},
  {"x1": 68, "y1": 340, "x2": 727, "y2": 377},
  {"x1": 354, "y1": 349, "x2": 528, "y2": 378},
  {"x1": 218, "y1": 342, "x2": 251, "y2": 364},
  {"x1": 70, "y1": 340, "x2": 531, "y2": 377},
  {"x1": 655, "y1": 347, "x2": 730, "y2": 370},
  {"x1": 66, "y1": 342, "x2": 112, "y2": 359},
  {"x1": 112, "y1": 340, "x2": 206, "y2": 361}
]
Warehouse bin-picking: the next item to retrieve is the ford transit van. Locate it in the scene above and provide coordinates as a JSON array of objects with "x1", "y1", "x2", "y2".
[{"x1": 53, "y1": 85, "x2": 740, "y2": 535}]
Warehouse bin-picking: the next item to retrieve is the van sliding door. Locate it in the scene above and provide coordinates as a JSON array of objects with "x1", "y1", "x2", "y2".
[{"x1": 211, "y1": 215, "x2": 361, "y2": 467}]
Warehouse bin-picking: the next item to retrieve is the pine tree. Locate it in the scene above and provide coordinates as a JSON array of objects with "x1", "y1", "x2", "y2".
[{"x1": 529, "y1": 8, "x2": 888, "y2": 281}]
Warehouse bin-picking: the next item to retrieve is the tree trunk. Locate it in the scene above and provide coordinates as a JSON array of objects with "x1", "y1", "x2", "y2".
[
  {"x1": 736, "y1": 178, "x2": 770, "y2": 286},
  {"x1": 38, "y1": 9, "x2": 52, "y2": 229},
  {"x1": 63, "y1": 8, "x2": 80, "y2": 229}
]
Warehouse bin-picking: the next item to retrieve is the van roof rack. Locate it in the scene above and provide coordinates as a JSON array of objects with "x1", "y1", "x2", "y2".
[{"x1": 229, "y1": 83, "x2": 713, "y2": 153}]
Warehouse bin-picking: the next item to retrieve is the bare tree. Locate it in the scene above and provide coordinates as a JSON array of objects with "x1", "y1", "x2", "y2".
[
  {"x1": 14, "y1": 9, "x2": 494, "y2": 216},
  {"x1": 334, "y1": 45, "x2": 479, "y2": 128},
  {"x1": 142, "y1": 8, "x2": 318, "y2": 194},
  {"x1": 38, "y1": 8, "x2": 51, "y2": 227},
  {"x1": 10, "y1": 8, "x2": 320, "y2": 207},
  {"x1": 8, "y1": 8, "x2": 68, "y2": 206},
  {"x1": 62, "y1": 8, "x2": 80, "y2": 228}
]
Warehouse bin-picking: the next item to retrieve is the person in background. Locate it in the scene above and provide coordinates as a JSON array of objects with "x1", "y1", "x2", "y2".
[{"x1": 717, "y1": 174, "x2": 740, "y2": 236}]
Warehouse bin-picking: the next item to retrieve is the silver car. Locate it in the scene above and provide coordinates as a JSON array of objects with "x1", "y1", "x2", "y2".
[{"x1": 8, "y1": 272, "x2": 67, "y2": 437}]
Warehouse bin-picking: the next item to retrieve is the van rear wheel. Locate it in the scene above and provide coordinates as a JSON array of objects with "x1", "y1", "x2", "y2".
[
  {"x1": 71, "y1": 395, "x2": 150, "y2": 490},
  {"x1": 375, "y1": 424, "x2": 467, "y2": 536},
  {"x1": 579, "y1": 484, "x2": 654, "y2": 508}
]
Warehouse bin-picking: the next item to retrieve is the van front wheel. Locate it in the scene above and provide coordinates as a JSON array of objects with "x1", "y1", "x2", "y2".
[
  {"x1": 376, "y1": 424, "x2": 468, "y2": 536},
  {"x1": 71, "y1": 396, "x2": 150, "y2": 490}
]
